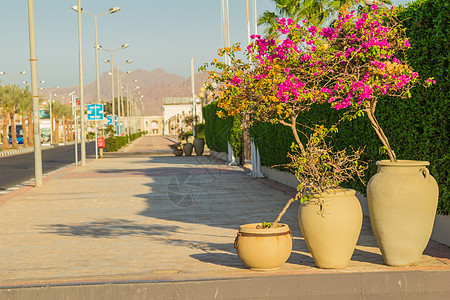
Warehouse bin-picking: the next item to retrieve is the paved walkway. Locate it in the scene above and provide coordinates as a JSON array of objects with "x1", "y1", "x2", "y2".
[{"x1": 0, "y1": 136, "x2": 449, "y2": 298}]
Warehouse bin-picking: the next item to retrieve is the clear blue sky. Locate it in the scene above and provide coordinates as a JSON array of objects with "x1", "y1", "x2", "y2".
[{"x1": 0, "y1": 0, "x2": 414, "y2": 89}]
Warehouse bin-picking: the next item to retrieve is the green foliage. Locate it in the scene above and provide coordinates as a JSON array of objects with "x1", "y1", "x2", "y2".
[
  {"x1": 104, "y1": 131, "x2": 143, "y2": 152},
  {"x1": 396, "y1": 0, "x2": 449, "y2": 214},
  {"x1": 195, "y1": 123, "x2": 206, "y2": 140},
  {"x1": 250, "y1": 0, "x2": 449, "y2": 215},
  {"x1": 203, "y1": 101, "x2": 242, "y2": 154}
]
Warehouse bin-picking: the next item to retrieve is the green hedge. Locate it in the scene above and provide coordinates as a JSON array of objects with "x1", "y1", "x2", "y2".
[
  {"x1": 203, "y1": 101, "x2": 242, "y2": 155},
  {"x1": 104, "y1": 131, "x2": 144, "y2": 152},
  {"x1": 250, "y1": 0, "x2": 449, "y2": 214},
  {"x1": 397, "y1": 0, "x2": 449, "y2": 214}
]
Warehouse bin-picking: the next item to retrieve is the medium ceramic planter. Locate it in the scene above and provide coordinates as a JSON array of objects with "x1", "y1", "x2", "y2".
[
  {"x1": 173, "y1": 149, "x2": 183, "y2": 156},
  {"x1": 298, "y1": 189, "x2": 362, "y2": 269},
  {"x1": 183, "y1": 143, "x2": 193, "y2": 156},
  {"x1": 193, "y1": 138, "x2": 205, "y2": 156},
  {"x1": 234, "y1": 223, "x2": 293, "y2": 271},
  {"x1": 367, "y1": 160, "x2": 438, "y2": 266}
]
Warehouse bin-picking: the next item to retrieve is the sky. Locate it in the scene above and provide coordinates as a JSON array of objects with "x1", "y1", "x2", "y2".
[{"x1": 0, "y1": 0, "x2": 415, "y2": 89}]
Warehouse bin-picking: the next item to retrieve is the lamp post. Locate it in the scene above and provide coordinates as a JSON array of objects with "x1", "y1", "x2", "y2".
[
  {"x1": 26, "y1": 0, "x2": 43, "y2": 187},
  {"x1": 40, "y1": 86, "x2": 59, "y2": 144},
  {"x1": 124, "y1": 82, "x2": 138, "y2": 137},
  {"x1": 100, "y1": 43, "x2": 129, "y2": 133},
  {"x1": 73, "y1": 0, "x2": 87, "y2": 166},
  {"x1": 116, "y1": 63, "x2": 132, "y2": 135},
  {"x1": 0, "y1": 71, "x2": 26, "y2": 86},
  {"x1": 71, "y1": 5, "x2": 120, "y2": 105}
]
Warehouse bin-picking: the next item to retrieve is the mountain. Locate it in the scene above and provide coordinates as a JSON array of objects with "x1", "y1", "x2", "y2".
[{"x1": 40, "y1": 68, "x2": 211, "y2": 116}]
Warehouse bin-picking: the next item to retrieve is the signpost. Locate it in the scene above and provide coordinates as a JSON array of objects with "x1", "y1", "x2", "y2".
[
  {"x1": 107, "y1": 114, "x2": 118, "y2": 134},
  {"x1": 87, "y1": 103, "x2": 104, "y2": 159}
]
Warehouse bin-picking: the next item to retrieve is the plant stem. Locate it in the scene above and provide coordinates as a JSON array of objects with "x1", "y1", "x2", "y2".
[
  {"x1": 273, "y1": 193, "x2": 301, "y2": 225},
  {"x1": 290, "y1": 115, "x2": 307, "y2": 156},
  {"x1": 364, "y1": 107, "x2": 397, "y2": 162}
]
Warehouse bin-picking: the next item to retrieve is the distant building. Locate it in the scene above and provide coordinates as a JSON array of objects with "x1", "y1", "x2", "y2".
[
  {"x1": 141, "y1": 116, "x2": 163, "y2": 136},
  {"x1": 162, "y1": 97, "x2": 201, "y2": 136}
]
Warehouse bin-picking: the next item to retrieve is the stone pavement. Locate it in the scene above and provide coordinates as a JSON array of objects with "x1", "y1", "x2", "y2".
[{"x1": 0, "y1": 135, "x2": 449, "y2": 299}]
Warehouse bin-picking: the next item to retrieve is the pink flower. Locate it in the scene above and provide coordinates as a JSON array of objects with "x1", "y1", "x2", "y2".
[{"x1": 404, "y1": 40, "x2": 411, "y2": 47}]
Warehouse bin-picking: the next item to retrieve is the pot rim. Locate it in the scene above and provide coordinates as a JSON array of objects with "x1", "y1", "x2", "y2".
[
  {"x1": 376, "y1": 160, "x2": 430, "y2": 167},
  {"x1": 239, "y1": 223, "x2": 290, "y2": 234},
  {"x1": 310, "y1": 188, "x2": 356, "y2": 198}
]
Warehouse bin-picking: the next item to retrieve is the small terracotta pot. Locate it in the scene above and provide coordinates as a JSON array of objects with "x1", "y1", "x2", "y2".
[{"x1": 234, "y1": 223, "x2": 292, "y2": 271}]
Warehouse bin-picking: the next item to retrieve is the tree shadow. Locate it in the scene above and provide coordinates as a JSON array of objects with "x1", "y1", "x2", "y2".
[{"x1": 37, "y1": 218, "x2": 180, "y2": 238}]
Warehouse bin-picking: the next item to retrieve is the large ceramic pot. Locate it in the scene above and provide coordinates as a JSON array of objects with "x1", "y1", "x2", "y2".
[
  {"x1": 298, "y1": 189, "x2": 362, "y2": 269},
  {"x1": 183, "y1": 143, "x2": 193, "y2": 156},
  {"x1": 367, "y1": 160, "x2": 438, "y2": 266},
  {"x1": 234, "y1": 223, "x2": 292, "y2": 271},
  {"x1": 193, "y1": 138, "x2": 205, "y2": 156},
  {"x1": 173, "y1": 149, "x2": 183, "y2": 156}
]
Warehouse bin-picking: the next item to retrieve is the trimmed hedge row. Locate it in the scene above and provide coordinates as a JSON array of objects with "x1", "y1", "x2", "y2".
[
  {"x1": 104, "y1": 131, "x2": 145, "y2": 152},
  {"x1": 203, "y1": 101, "x2": 242, "y2": 155}
]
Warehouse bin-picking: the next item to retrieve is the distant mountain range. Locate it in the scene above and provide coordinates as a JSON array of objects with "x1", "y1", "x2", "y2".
[{"x1": 40, "y1": 68, "x2": 210, "y2": 116}]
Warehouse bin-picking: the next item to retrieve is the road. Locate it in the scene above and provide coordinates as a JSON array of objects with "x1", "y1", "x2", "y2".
[{"x1": 0, "y1": 142, "x2": 96, "y2": 191}]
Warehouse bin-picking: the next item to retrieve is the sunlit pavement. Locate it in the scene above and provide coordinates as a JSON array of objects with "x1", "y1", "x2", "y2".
[{"x1": 0, "y1": 135, "x2": 449, "y2": 299}]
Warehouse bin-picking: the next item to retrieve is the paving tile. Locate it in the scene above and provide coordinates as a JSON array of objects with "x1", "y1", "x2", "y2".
[{"x1": 0, "y1": 136, "x2": 448, "y2": 289}]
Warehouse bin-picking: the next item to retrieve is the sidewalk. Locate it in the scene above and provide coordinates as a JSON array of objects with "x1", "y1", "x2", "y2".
[{"x1": 0, "y1": 135, "x2": 449, "y2": 299}]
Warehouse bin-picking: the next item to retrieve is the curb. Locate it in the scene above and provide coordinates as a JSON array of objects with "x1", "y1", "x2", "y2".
[{"x1": 0, "y1": 147, "x2": 35, "y2": 157}]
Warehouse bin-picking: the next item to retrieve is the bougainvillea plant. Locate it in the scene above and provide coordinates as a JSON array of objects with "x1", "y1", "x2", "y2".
[{"x1": 201, "y1": 3, "x2": 434, "y2": 225}]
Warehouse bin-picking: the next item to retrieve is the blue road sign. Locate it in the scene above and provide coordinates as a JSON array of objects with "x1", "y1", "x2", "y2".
[
  {"x1": 87, "y1": 104, "x2": 104, "y2": 121},
  {"x1": 106, "y1": 115, "x2": 118, "y2": 125}
]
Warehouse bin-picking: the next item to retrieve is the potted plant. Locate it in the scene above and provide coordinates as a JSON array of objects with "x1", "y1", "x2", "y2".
[
  {"x1": 173, "y1": 143, "x2": 183, "y2": 156},
  {"x1": 179, "y1": 131, "x2": 194, "y2": 156},
  {"x1": 202, "y1": 22, "x2": 367, "y2": 269},
  {"x1": 287, "y1": 4, "x2": 438, "y2": 266}
]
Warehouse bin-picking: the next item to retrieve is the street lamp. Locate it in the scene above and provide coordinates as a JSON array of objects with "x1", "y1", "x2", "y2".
[
  {"x1": 40, "y1": 86, "x2": 59, "y2": 144},
  {"x1": 0, "y1": 71, "x2": 26, "y2": 86},
  {"x1": 71, "y1": 5, "x2": 120, "y2": 105},
  {"x1": 115, "y1": 60, "x2": 132, "y2": 135},
  {"x1": 100, "y1": 43, "x2": 129, "y2": 127},
  {"x1": 26, "y1": 0, "x2": 43, "y2": 186},
  {"x1": 72, "y1": 0, "x2": 87, "y2": 166}
]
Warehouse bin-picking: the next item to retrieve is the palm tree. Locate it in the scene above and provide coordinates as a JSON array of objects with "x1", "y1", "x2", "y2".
[
  {"x1": 0, "y1": 85, "x2": 22, "y2": 148},
  {"x1": 17, "y1": 86, "x2": 32, "y2": 148},
  {"x1": 61, "y1": 104, "x2": 72, "y2": 143},
  {"x1": 259, "y1": 0, "x2": 391, "y2": 37},
  {"x1": 0, "y1": 85, "x2": 9, "y2": 149}
]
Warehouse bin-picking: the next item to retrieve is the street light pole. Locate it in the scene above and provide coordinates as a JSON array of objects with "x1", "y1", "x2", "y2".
[
  {"x1": 26, "y1": 0, "x2": 43, "y2": 187},
  {"x1": 71, "y1": 6, "x2": 120, "y2": 105},
  {"x1": 73, "y1": 0, "x2": 87, "y2": 166},
  {"x1": 41, "y1": 87, "x2": 59, "y2": 144},
  {"x1": 115, "y1": 61, "x2": 132, "y2": 136},
  {"x1": 0, "y1": 71, "x2": 26, "y2": 86},
  {"x1": 100, "y1": 43, "x2": 129, "y2": 134}
]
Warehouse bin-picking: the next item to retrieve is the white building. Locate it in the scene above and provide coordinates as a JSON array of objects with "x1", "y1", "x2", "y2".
[
  {"x1": 162, "y1": 97, "x2": 202, "y2": 136},
  {"x1": 140, "y1": 116, "x2": 164, "y2": 135}
]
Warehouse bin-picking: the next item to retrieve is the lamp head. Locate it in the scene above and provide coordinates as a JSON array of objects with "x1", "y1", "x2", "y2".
[
  {"x1": 20, "y1": 71, "x2": 26, "y2": 75},
  {"x1": 104, "y1": 59, "x2": 110, "y2": 63},
  {"x1": 121, "y1": 44, "x2": 130, "y2": 49},
  {"x1": 71, "y1": 6, "x2": 82, "y2": 12},
  {"x1": 109, "y1": 7, "x2": 120, "y2": 14},
  {"x1": 0, "y1": 72, "x2": 5, "y2": 75},
  {"x1": 126, "y1": 60, "x2": 133, "y2": 64}
]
